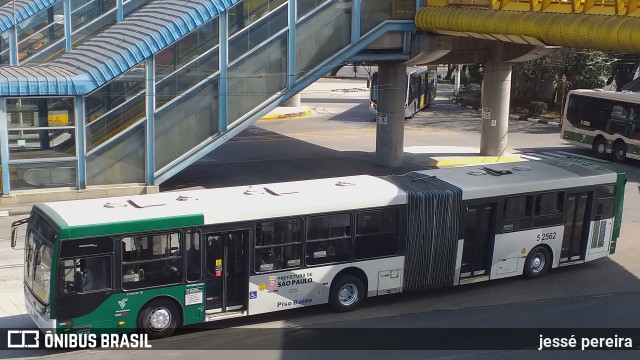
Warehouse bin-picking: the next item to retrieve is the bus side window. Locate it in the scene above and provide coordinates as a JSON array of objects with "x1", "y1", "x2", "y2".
[
  {"x1": 533, "y1": 192, "x2": 564, "y2": 228},
  {"x1": 185, "y1": 230, "x2": 201, "y2": 282},
  {"x1": 254, "y1": 219, "x2": 302, "y2": 273},
  {"x1": 502, "y1": 195, "x2": 532, "y2": 232},
  {"x1": 61, "y1": 255, "x2": 112, "y2": 295}
]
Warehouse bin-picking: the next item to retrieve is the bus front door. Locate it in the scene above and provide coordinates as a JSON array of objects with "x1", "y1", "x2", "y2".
[
  {"x1": 560, "y1": 192, "x2": 592, "y2": 262},
  {"x1": 205, "y1": 230, "x2": 249, "y2": 312}
]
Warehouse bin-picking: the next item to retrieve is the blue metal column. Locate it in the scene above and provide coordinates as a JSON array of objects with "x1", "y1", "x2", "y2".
[
  {"x1": 63, "y1": 0, "x2": 72, "y2": 52},
  {"x1": 145, "y1": 57, "x2": 155, "y2": 185},
  {"x1": 9, "y1": 0, "x2": 17, "y2": 65},
  {"x1": 117, "y1": 0, "x2": 123, "y2": 22},
  {"x1": 74, "y1": 96, "x2": 86, "y2": 189},
  {"x1": 0, "y1": 99, "x2": 10, "y2": 195},
  {"x1": 9, "y1": 26, "x2": 17, "y2": 65},
  {"x1": 351, "y1": 0, "x2": 361, "y2": 44},
  {"x1": 287, "y1": 0, "x2": 296, "y2": 88},
  {"x1": 417, "y1": 0, "x2": 426, "y2": 10},
  {"x1": 219, "y1": 11, "x2": 228, "y2": 133}
]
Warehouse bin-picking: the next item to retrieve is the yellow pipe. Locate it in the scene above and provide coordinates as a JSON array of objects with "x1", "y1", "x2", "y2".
[
  {"x1": 627, "y1": 0, "x2": 638, "y2": 15},
  {"x1": 415, "y1": 6, "x2": 640, "y2": 53}
]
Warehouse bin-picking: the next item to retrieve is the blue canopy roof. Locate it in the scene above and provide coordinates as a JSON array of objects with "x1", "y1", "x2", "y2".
[
  {"x1": 0, "y1": 0, "x2": 59, "y2": 33},
  {"x1": 0, "y1": 0, "x2": 240, "y2": 96}
]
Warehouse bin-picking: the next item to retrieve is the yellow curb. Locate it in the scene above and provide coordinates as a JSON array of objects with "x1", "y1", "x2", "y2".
[
  {"x1": 259, "y1": 108, "x2": 312, "y2": 121},
  {"x1": 426, "y1": 155, "x2": 524, "y2": 167}
]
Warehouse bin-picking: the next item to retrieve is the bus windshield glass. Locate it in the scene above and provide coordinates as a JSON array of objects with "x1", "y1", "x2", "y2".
[{"x1": 24, "y1": 214, "x2": 56, "y2": 304}]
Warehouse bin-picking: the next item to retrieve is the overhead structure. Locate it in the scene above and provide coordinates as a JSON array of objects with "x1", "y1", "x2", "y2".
[{"x1": 415, "y1": 0, "x2": 640, "y2": 53}]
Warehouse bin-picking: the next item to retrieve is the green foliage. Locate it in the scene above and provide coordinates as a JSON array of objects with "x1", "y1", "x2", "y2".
[
  {"x1": 511, "y1": 48, "x2": 626, "y2": 105},
  {"x1": 467, "y1": 64, "x2": 483, "y2": 85},
  {"x1": 460, "y1": 72, "x2": 472, "y2": 92},
  {"x1": 528, "y1": 101, "x2": 548, "y2": 116},
  {"x1": 458, "y1": 64, "x2": 483, "y2": 92},
  {"x1": 610, "y1": 53, "x2": 639, "y2": 90}
]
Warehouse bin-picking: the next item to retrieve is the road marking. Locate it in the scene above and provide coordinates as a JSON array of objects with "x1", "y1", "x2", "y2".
[
  {"x1": 540, "y1": 152, "x2": 568, "y2": 158},
  {"x1": 427, "y1": 156, "x2": 524, "y2": 167},
  {"x1": 232, "y1": 127, "x2": 460, "y2": 143}
]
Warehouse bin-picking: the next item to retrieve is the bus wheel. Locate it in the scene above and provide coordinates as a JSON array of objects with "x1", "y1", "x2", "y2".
[
  {"x1": 524, "y1": 246, "x2": 551, "y2": 279},
  {"x1": 330, "y1": 275, "x2": 365, "y2": 313},
  {"x1": 593, "y1": 137, "x2": 607, "y2": 158},
  {"x1": 613, "y1": 141, "x2": 627, "y2": 163},
  {"x1": 139, "y1": 299, "x2": 179, "y2": 338}
]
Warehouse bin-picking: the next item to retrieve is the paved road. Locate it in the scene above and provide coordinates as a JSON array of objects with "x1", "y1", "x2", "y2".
[{"x1": 1, "y1": 79, "x2": 639, "y2": 359}]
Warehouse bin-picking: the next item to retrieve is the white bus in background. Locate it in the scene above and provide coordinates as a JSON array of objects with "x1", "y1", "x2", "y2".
[
  {"x1": 369, "y1": 66, "x2": 437, "y2": 119},
  {"x1": 562, "y1": 89, "x2": 640, "y2": 162},
  {"x1": 14, "y1": 158, "x2": 626, "y2": 338}
]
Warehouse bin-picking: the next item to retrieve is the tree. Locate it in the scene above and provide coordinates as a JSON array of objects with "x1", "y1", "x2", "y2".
[
  {"x1": 609, "y1": 53, "x2": 640, "y2": 90},
  {"x1": 511, "y1": 48, "x2": 614, "y2": 108}
]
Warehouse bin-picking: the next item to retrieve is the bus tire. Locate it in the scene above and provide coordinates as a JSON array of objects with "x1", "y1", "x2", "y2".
[
  {"x1": 524, "y1": 246, "x2": 551, "y2": 279},
  {"x1": 613, "y1": 140, "x2": 627, "y2": 163},
  {"x1": 138, "y1": 298, "x2": 180, "y2": 338},
  {"x1": 330, "y1": 275, "x2": 365, "y2": 313},
  {"x1": 592, "y1": 137, "x2": 607, "y2": 158}
]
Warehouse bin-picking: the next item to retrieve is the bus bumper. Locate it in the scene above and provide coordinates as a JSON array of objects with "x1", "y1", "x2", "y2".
[{"x1": 24, "y1": 291, "x2": 56, "y2": 331}]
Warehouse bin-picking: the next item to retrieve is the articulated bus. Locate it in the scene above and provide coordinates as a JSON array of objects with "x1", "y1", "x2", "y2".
[
  {"x1": 370, "y1": 66, "x2": 436, "y2": 119},
  {"x1": 562, "y1": 89, "x2": 640, "y2": 162},
  {"x1": 14, "y1": 158, "x2": 625, "y2": 338}
]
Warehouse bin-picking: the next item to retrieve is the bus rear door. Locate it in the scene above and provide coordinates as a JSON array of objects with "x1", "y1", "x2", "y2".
[
  {"x1": 204, "y1": 230, "x2": 250, "y2": 315},
  {"x1": 560, "y1": 192, "x2": 592, "y2": 262}
]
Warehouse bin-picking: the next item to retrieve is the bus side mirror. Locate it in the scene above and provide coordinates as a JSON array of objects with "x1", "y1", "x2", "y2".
[
  {"x1": 11, "y1": 227, "x2": 18, "y2": 249},
  {"x1": 10, "y1": 217, "x2": 29, "y2": 249}
]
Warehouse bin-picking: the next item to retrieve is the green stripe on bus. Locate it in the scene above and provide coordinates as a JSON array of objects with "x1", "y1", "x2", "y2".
[
  {"x1": 57, "y1": 214, "x2": 205, "y2": 240},
  {"x1": 611, "y1": 171, "x2": 626, "y2": 254},
  {"x1": 628, "y1": 143, "x2": 640, "y2": 156},
  {"x1": 562, "y1": 130, "x2": 594, "y2": 145}
]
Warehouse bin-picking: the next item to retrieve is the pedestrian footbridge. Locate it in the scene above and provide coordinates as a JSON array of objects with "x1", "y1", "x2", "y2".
[{"x1": 0, "y1": 0, "x2": 637, "y2": 197}]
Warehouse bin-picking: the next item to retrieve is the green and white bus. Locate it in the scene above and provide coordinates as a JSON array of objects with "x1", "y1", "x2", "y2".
[
  {"x1": 562, "y1": 89, "x2": 640, "y2": 162},
  {"x1": 14, "y1": 158, "x2": 625, "y2": 338}
]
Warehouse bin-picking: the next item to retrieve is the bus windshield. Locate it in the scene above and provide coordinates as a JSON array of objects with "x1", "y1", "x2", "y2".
[{"x1": 24, "y1": 215, "x2": 56, "y2": 305}]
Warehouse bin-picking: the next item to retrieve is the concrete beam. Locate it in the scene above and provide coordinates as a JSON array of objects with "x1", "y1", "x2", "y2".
[{"x1": 408, "y1": 34, "x2": 557, "y2": 65}]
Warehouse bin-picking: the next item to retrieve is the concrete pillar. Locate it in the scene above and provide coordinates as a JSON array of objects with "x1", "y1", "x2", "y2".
[
  {"x1": 480, "y1": 62, "x2": 511, "y2": 156},
  {"x1": 375, "y1": 62, "x2": 406, "y2": 167},
  {"x1": 283, "y1": 94, "x2": 301, "y2": 107}
]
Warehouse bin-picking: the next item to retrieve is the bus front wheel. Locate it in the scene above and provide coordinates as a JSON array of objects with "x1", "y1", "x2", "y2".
[
  {"x1": 138, "y1": 299, "x2": 180, "y2": 338},
  {"x1": 593, "y1": 137, "x2": 607, "y2": 158},
  {"x1": 613, "y1": 141, "x2": 627, "y2": 163},
  {"x1": 330, "y1": 275, "x2": 365, "y2": 313},
  {"x1": 524, "y1": 246, "x2": 551, "y2": 279}
]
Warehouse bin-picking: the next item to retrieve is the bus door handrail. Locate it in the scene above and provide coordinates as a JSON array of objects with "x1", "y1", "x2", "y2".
[{"x1": 10, "y1": 217, "x2": 29, "y2": 249}]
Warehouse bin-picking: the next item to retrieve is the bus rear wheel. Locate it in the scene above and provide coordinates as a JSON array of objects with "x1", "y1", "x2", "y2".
[
  {"x1": 524, "y1": 246, "x2": 551, "y2": 279},
  {"x1": 613, "y1": 141, "x2": 627, "y2": 163},
  {"x1": 138, "y1": 299, "x2": 180, "y2": 338},
  {"x1": 330, "y1": 275, "x2": 365, "y2": 313},
  {"x1": 592, "y1": 137, "x2": 607, "y2": 158}
]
